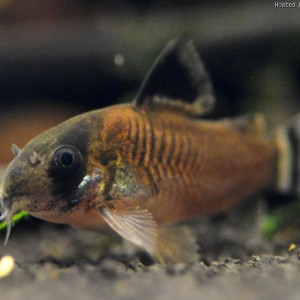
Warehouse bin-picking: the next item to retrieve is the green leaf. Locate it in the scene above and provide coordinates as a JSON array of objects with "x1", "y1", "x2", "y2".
[
  {"x1": 261, "y1": 215, "x2": 282, "y2": 236},
  {"x1": 0, "y1": 211, "x2": 29, "y2": 230}
]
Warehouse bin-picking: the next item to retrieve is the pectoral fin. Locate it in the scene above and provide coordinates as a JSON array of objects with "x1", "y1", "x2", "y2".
[
  {"x1": 99, "y1": 205, "x2": 198, "y2": 264},
  {"x1": 99, "y1": 206, "x2": 158, "y2": 255}
]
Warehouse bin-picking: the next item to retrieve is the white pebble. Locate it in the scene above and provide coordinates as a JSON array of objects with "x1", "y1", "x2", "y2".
[{"x1": 0, "y1": 255, "x2": 15, "y2": 278}]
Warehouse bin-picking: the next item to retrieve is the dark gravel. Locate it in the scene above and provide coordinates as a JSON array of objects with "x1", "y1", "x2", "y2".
[{"x1": 1, "y1": 199, "x2": 300, "y2": 300}]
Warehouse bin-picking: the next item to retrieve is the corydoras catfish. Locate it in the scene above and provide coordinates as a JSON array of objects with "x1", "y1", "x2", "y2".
[{"x1": 0, "y1": 36, "x2": 297, "y2": 263}]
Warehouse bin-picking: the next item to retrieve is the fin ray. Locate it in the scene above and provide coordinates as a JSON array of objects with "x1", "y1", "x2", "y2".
[
  {"x1": 99, "y1": 206, "x2": 158, "y2": 254},
  {"x1": 99, "y1": 206, "x2": 198, "y2": 264}
]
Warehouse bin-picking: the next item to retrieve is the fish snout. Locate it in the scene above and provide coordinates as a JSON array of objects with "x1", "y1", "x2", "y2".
[{"x1": 0, "y1": 168, "x2": 25, "y2": 221}]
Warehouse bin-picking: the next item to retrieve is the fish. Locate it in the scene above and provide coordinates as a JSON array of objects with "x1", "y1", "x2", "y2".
[{"x1": 0, "y1": 36, "x2": 298, "y2": 264}]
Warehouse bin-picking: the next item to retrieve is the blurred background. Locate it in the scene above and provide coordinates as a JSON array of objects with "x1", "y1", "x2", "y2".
[{"x1": 0, "y1": 0, "x2": 299, "y2": 166}]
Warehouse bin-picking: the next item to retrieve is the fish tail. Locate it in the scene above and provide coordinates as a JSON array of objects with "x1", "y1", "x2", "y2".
[{"x1": 274, "y1": 114, "x2": 300, "y2": 195}]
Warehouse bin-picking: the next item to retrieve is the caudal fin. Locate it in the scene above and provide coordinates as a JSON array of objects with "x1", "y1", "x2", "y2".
[{"x1": 275, "y1": 115, "x2": 300, "y2": 195}]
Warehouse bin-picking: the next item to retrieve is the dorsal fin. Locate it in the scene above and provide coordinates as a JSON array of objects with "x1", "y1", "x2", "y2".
[{"x1": 133, "y1": 35, "x2": 215, "y2": 117}]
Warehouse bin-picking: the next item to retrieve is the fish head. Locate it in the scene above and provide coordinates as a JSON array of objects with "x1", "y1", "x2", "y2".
[{"x1": 0, "y1": 112, "x2": 106, "y2": 233}]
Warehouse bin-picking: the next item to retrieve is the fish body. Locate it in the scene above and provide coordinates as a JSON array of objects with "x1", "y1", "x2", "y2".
[
  {"x1": 27, "y1": 105, "x2": 275, "y2": 227},
  {"x1": 0, "y1": 36, "x2": 296, "y2": 263}
]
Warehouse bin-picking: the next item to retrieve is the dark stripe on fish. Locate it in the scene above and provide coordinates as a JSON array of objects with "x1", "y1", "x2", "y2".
[
  {"x1": 187, "y1": 135, "x2": 197, "y2": 172},
  {"x1": 138, "y1": 119, "x2": 147, "y2": 166},
  {"x1": 167, "y1": 131, "x2": 175, "y2": 165},
  {"x1": 175, "y1": 134, "x2": 184, "y2": 167},
  {"x1": 182, "y1": 134, "x2": 191, "y2": 171},
  {"x1": 157, "y1": 121, "x2": 166, "y2": 164},
  {"x1": 149, "y1": 118, "x2": 156, "y2": 163},
  {"x1": 153, "y1": 164, "x2": 162, "y2": 182},
  {"x1": 132, "y1": 118, "x2": 140, "y2": 161},
  {"x1": 127, "y1": 118, "x2": 132, "y2": 140},
  {"x1": 159, "y1": 162, "x2": 173, "y2": 194},
  {"x1": 144, "y1": 166, "x2": 158, "y2": 196}
]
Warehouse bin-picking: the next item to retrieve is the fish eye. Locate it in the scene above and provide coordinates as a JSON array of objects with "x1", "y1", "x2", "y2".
[
  {"x1": 59, "y1": 152, "x2": 74, "y2": 167},
  {"x1": 51, "y1": 146, "x2": 82, "y2": 175}
]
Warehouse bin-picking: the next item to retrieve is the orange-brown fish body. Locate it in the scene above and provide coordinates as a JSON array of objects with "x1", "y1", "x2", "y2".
[
  {"x1": 30, "y1": 104, "x2": 276, "y2": 230},
  {"x1": 120, "y1": 106, "x2": 276, "y2": 223},
  {"x1": 94, "y1": 105, "x2": 276, "y2": 223},
  {"x1": 0, "y1": 36, "x2": 292, "y2": 263}
]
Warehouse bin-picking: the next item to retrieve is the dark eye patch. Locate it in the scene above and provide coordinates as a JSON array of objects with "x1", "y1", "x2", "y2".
[{"x1": 47, "y1": 121, "x2": 90, "y2": 211}]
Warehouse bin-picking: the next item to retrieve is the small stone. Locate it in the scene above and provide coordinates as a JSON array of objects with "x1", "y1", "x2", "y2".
[{"x1": 0, "y1": 255, "x2": 15, "y2": 278}]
